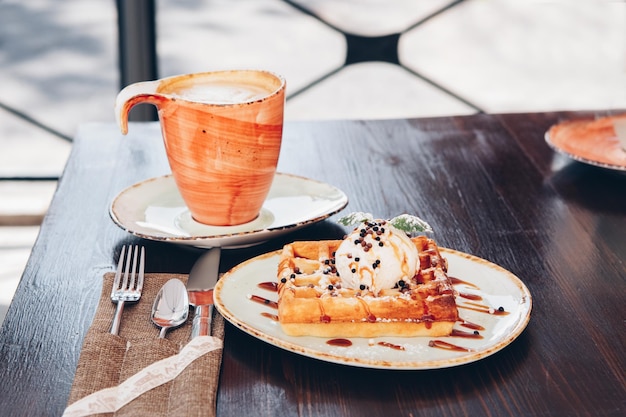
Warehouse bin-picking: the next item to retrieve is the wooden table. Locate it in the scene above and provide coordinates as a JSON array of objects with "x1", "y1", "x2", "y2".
[{"x1": 1, "y1": 112, "x2": 624, "y2": 416}]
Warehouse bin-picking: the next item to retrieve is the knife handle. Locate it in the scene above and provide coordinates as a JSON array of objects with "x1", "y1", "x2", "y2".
[{"x1": 191, "y1": 304, "x2": 213, "y2": 338}]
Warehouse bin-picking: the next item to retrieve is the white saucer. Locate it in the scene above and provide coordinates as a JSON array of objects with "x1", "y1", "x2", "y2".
[{"x1": 110, "y1": 173, "x2": 349, "y2": 248}]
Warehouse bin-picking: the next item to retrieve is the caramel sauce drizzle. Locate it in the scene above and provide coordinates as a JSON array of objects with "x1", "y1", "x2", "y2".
[
  {"x1": 378, "y1": 341, "x2": 405, "y2": 351},
  {"x1": 258, "y1": 281, "x2": 278, "y2": 292},
  {"x1": 318, "y1": 299, "x2": 331, "y2": 323},
  {"x1": 459, "y1": 319, "x2": 485, "y2": 331},
  {"x1": 428, "y1": 340, "x2": 473, "y2": 352},
  {"x1": 449, "y1": 276, "x2": 479, "y2": 289},
  {"x1": 422, "y1": 303, "x2": 433, "y2": 329},
  {"x1": 356, "y1": 297, "x2": 377, "y2": 323},
  {"x1": 248, "y1": 294, "x2": 278, "y2": 309},
  {"x1": 251, "y1": 262, "x2": 504, "y2": 354},
  {"x1": 458, "y1": 292, "x2": 483, "y2": 301},
  {"x1": 261, "y1": 312, "x2": 279, "y2": 321},
  {"x1": 450, "y1": 329, "x2": 483, "y2": 339},
  {"x1": 327, "y1": 338, "x2": 352, "y2": 347},
  {"x1": 458, "y1": 301, "x2": 508, "y2": 316}
]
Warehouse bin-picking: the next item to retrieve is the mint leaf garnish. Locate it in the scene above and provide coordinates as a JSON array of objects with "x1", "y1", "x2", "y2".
[
  {"x1": 389, "y1": 214, "x2": 433, "y2": 234},
  {"x1": 337, "y1": 212, "x2": 373, "y2": 226},
  {"x1": 338, "y1": 212, "x2": 433, "y2": 234}
]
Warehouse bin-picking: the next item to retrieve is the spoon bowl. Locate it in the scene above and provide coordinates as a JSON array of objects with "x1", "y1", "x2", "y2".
[{"x1": 151, "y1": 278, "x2": 189, "y2": 338}]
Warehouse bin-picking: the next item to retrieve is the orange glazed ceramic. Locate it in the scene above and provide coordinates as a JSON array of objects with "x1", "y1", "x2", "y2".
[{"x1": 115, "y1": 70, "x2": 286, "y2": 226}]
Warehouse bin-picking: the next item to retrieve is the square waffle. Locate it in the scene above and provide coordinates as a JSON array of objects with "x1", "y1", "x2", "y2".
[{"x1": 276, "y1": 235, "x2": 458, "y2": 338}]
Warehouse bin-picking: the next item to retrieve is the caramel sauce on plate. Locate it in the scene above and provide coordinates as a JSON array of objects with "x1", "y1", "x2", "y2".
[
  {"x1": 258, "y1": 281, "x2": 278, "y2": 292},
  {"x1": 458, "y1": 292, "x2": 483, "y2": 301},
  {"x1": 458, "y1": 301, "x2": 508, "y2": 316},
  {"x1": 449, "y1": 276, "x2": 479, "y2": 289},
  {"x1": 377, "y1": 341, "x2": 405, "y2": 351},
  {"x1": 261, "y1": 312, "x2": 279, "y2": 321},
  {"x1": 428, "y1": 340, "x2": 473, "y2": 352},
  {"x1": 248, "y1": 294, "x2": 278, "y2": 309},
  {"x1": 327, "y1": 338, "x2": 352, "y2": 347},
  {"x1": 250, "y1": 271, "x2": 505, "y2": 355}
]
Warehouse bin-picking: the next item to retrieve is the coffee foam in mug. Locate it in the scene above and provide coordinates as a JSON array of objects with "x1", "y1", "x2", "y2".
[{"x1": 172, "y1": 82, "x2": 272, "y2": 105}]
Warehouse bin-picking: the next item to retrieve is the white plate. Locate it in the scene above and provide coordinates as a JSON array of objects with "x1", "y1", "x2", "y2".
[
  {"x1": 110, "y1": 173, "x2": 348, "y2": 248},
  {"x1": 214, "y1": 248, "x2": 532, "y2": 370}
]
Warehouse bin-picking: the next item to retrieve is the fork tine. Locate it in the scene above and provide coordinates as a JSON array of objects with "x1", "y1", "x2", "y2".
[
  {"x1": 136, "y1": 246, "x2": 145, "y2": 292},
  {"x1": 112, "y1": 245, "x2": 126, "y2": 294},
  {"x1": 121, "y1": 245, "x2": 132, "y2": 291},
  {"x1": 110, "y1": 245, "x2": 144, "y2": 335},
  {"x1": 129, "y1": 245, "x2": 138, "y2": 290}
]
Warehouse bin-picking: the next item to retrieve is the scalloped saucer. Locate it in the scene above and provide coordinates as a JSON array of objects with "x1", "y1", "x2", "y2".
[{"x1": 110, "y1": 173, "x2": 348, "y2": 248}]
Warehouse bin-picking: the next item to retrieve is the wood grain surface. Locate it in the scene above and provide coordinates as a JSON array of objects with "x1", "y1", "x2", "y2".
[{"x1": 0, "y1": 111, "x2": 624, "y2": 416}]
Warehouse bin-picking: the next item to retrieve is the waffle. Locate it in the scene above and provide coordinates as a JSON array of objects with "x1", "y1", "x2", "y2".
[{"x1": 276, "y1": 235, "x2": 458, "y2": 338}]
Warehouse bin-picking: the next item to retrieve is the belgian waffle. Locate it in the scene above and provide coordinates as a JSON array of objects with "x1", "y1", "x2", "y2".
[{"x1": 276, "y1": 235, "x2": 458, "y2": 338}]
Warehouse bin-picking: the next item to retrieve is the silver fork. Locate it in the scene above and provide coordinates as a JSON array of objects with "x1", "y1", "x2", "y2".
[{"x1": 110, "y1": 245, "x2": 145, "y2": 335}]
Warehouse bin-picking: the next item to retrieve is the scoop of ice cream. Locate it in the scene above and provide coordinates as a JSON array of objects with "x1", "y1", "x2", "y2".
[{"x1": 335, "y1": 220, "x2": 419, "y2": 295}]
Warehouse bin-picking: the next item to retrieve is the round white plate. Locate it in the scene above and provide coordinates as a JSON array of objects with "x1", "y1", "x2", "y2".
[
  {"x1": 110, "y1": 173, "x2": 348, "y2": 248},
  {"x1": 214, "y1": 248, "x2": 532, "y2": 370}
]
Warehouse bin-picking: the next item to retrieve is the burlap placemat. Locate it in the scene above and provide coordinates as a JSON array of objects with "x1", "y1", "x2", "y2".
[{"x1": 66, "y1": 273, "x2": 225, "y2": 417}]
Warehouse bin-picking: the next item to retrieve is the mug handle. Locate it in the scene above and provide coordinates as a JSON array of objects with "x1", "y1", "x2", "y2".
[{"x1": 115, "y1": 80, "x2": 167, "y2": 135}]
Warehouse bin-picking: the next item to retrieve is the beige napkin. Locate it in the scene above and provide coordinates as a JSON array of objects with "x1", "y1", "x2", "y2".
[{"x1": 66, "y1": 273, "x2": 225, "y2": 417}]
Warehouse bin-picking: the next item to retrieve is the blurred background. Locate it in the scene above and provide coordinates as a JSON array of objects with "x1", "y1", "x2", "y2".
[{"x1": 1, "y1": 0, "x2": 624, "y2": 323}]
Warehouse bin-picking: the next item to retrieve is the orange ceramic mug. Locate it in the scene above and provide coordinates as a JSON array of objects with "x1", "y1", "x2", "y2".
[{"x1": 115, "y1": 70, "x2": 286, "y2": 226}]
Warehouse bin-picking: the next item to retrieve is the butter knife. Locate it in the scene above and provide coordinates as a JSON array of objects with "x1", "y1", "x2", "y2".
[{"x1": 187, "y1": 247, "x2": 221, "y2": 338}]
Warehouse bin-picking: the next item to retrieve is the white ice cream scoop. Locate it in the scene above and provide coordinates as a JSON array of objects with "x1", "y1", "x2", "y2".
[{"x1": 335, "y1": 220, "x2": 419, "y2": 295}]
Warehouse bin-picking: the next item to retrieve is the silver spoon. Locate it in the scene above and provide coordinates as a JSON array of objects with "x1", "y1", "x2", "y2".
[{"x1": 151, "y1": 278, "x2": 189, "y2": 338}]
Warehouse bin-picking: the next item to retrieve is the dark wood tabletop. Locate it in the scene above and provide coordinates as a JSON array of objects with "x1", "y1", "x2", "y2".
[{"x1": 1, "y1": 111, "x2": 624, "y2": 416}]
